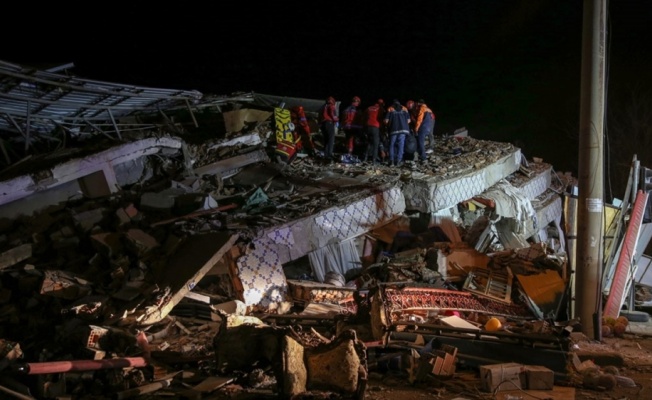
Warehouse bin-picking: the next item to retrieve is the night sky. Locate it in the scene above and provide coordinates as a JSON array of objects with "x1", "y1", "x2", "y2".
[{"x1": 3, "y1": 0, "x2": 652, "y2": 182}]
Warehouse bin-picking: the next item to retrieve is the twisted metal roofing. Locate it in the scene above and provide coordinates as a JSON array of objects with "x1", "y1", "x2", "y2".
[{"x1": 0, "y1": 60, "x2": 203, "y2": 149}]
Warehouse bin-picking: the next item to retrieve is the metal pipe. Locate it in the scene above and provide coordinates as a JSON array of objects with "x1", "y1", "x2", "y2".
[{"x1": 16, "y1": 357, "x2": 148, "y2": 375}]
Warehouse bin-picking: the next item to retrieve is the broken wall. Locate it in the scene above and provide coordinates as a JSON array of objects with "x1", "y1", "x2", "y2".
[
  {"x1": 234, "y1": 187, "x2": 406, "y2": 308},
  {"x1": 0, "y1": 137, "x2": 183, "y2": 219}
]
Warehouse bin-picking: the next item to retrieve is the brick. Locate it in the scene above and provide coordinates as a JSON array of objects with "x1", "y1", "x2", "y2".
[
  {"x1": 125, "y1": 229, "x2": 159, "y2": 255},
  {"x1": 524, "y1": 365, "x2": 554, "y2": 390}
]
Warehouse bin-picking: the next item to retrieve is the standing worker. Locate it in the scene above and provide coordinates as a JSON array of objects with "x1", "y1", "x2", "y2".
[
  {"x1": 291, "y1": 105, "x2": 315, "y2": 155},
  {"x1": 318, "y1": 96, "x2": 339, "y2": 161},
  {"x1": 363, "y1": 98, "x2": 385, "y2": 164},
  {"x1": 384, "y1": 99, "x2": 411, "y2": 167},
  {"x1": 413, "y1": 99, "x2": 436, "y2": 162},
  {"x1": 341, "y1": 96, "x2": 364, "y2": 158}
]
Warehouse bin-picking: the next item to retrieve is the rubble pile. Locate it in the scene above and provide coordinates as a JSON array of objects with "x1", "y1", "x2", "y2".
[
  {"x1": 0, "y1": 140, "x2": 577, "y2": 399},
  {"x1": 1, "y1": 62, "x2": 648, "y2": 400}
]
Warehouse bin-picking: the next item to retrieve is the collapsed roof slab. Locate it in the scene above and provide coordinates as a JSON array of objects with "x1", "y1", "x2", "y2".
[
  {"x1": 0, "y1": 137, "x2": 184, "y2": 216},
  {"x1": 506, "y1": 161, "x2": 553, "y2": 200},
  {"x1": 523, "y1": 189, "x2": 564, "y2": 240},
  {"x1": 402, "y1": 148, "x2": 521, "y2": 213},
  {"x1": 0, "y1": 137, "x2": 182, "y2": 205}
]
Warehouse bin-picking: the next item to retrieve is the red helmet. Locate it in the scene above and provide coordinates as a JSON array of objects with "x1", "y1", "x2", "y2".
[
  {"x1": 291, "y1": 105, "x2": 304, "y2": 114},
  {"x1": 352, "y1": 96, "x2": 361, "y2": 103},
  {"x1": 406, "y1": 100, "x2": 415, "y2": 109}
]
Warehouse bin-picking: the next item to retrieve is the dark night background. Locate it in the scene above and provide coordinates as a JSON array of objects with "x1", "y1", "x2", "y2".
[{"x1": 3, "y1": 0, "x2": 652, "y2": 199}]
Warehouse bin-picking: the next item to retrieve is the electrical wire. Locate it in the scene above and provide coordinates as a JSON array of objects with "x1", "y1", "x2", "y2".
[
  {"x1": 596, "y1": 0, "x2": 612, "y2": 327},
  {"x1": 604, "y1": 0, "x2": 613, "y2": 203}
]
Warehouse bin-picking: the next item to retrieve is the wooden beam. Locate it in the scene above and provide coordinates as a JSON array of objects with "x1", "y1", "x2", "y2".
[{"x1": 139, "y1": 232, "x2": 239, "y2": 325}]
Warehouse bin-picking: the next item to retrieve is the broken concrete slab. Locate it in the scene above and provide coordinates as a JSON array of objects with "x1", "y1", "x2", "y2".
[
  {"x1": 0, "y1": 243, "x2": 31, "y2": 270},
  {"x1": 194, "y1": 148, "x2": 269, "y2": 178},
  {"x1": 0, "y1": 137, "x2": 184, "y2": 211},
  {"x1": 402, "y1": 140, "x2": 521, "y2": 213}
]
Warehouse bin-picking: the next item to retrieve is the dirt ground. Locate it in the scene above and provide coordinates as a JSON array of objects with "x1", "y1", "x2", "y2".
[
  {"x1": 362, "y1": 331, "x2": 652, "y2": 400},
  {"x1": 210, "y1": 329, "x2": 652, "y2": 400}
]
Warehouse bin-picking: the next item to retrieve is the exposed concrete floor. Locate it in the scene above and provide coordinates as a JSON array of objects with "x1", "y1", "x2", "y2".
[{"x1": 625, "y1": 310, "x2": 652, "y2": 336}]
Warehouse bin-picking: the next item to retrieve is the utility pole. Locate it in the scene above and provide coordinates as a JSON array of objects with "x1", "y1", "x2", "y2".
[{"x1": 575, "y1": 0, "x2": 607, "y2": 339}]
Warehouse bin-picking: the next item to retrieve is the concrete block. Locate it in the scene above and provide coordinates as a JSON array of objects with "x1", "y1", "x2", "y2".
[
  {"x1": 281, "y1": 335, "x2": 307, "y2": 396},
  {"x1": 115, "y1": 208, "x2": 131, "y2": 225},
  {"x1": 73, "y1": 208, "x2": 106, "y2": 232},
  {"x1": 0, "y1": 243, "x2": 32, "y2": 270},
  {"x1": 524, "y1": 365, "x2": 554, "y2": 390},
  {"x1": 305, "y1": 333, "x2": 361, "y2": 393},
  {"x1": 140, "y1": 192, "x2": 175, "y2": 211},
  {"x1": 125, "y1": 229, "x2": 159, "y2": 255},
  {"x1": 480, "y1": 362, "x2": 524, "y2": 392},
  {"x1": 91, "y1": 232, "x2": 123, "y2": 258}
]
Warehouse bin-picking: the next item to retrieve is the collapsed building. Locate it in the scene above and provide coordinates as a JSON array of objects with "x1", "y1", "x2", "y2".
[{"x1": 0, "y1": 60, "x2": 644, "y2": 399}]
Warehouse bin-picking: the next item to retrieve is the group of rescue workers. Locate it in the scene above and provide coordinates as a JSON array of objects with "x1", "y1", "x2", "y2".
[{"x1": 281, "y1": 96, "x2": 436, "y2": 166}]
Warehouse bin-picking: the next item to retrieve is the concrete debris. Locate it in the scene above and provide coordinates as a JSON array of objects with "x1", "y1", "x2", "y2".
[{"x1": 0, "y1": 84, "x2": 636, "y2": 400}]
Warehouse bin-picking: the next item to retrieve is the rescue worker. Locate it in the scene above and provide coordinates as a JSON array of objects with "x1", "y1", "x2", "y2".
[
  {"x1": 290, "y1": 105, "x2": 315, "y2": 155},
  {"x1": 341, "y1": 96, "x2": 364, "y2": 157},
  {"x1": 384, "y1": 99, "x2": 411, "y2": 166},
  {"x1": 318, "y1": 96, "x2": 339, "y2": 160},
  {"x1": 408, "y1": 99, "x2": 435, "y2": 154},
  {"x1": 406, "y1": 100, "x2": 417, "y2": 129},
  {"x1": 414, "y1": 99, "x2": 436, "y2": 162},
  {"x1": 363, "y1": 98, "x2": 385, "y2": 164}
]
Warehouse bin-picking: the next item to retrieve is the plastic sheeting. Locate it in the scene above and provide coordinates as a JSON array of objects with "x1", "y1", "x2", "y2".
[
  {"x1": 308, "y1": 239, "x2": 361, "y2": 283},
  {"x1": 477, "y1": 179, "x2": 536, "y2": 235}
]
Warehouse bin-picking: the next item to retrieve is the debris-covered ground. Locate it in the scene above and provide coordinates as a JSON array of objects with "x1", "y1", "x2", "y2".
[{"x1": 0, "y1": 113, "x2": 647, "y2": 399}]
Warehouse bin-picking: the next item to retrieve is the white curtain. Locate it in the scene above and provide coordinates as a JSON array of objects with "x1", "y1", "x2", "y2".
[
  {"x1": 308, "y1": 239, "x2": 361, "y2": 283},
  {"x1": 477, "y1": 179, "x2": 536, "y2": 234}
]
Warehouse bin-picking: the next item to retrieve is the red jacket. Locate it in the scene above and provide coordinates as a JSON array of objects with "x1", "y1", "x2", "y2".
[
  {"x1": 364, "y1": 103, "x2": 385, "y2": 128},
  {"x1": 318, "y1": 100, "x2": 338, "y2": 124},
  {"x1": 341, "y1": 104, "x2": 363, "y2": 130},
  {"x1": 291, "y1": 105, "x2": 311, "y2": 134}
]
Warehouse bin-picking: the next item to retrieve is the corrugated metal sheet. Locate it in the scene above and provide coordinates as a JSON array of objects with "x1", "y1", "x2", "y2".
[{"x1": 0, "y1": 60, "x2": 202, "y2": 147}]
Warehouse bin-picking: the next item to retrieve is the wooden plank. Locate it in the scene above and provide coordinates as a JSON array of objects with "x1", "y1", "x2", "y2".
[{"x1": 140, "y1": 232, "x2": 238, "y2": 325}]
